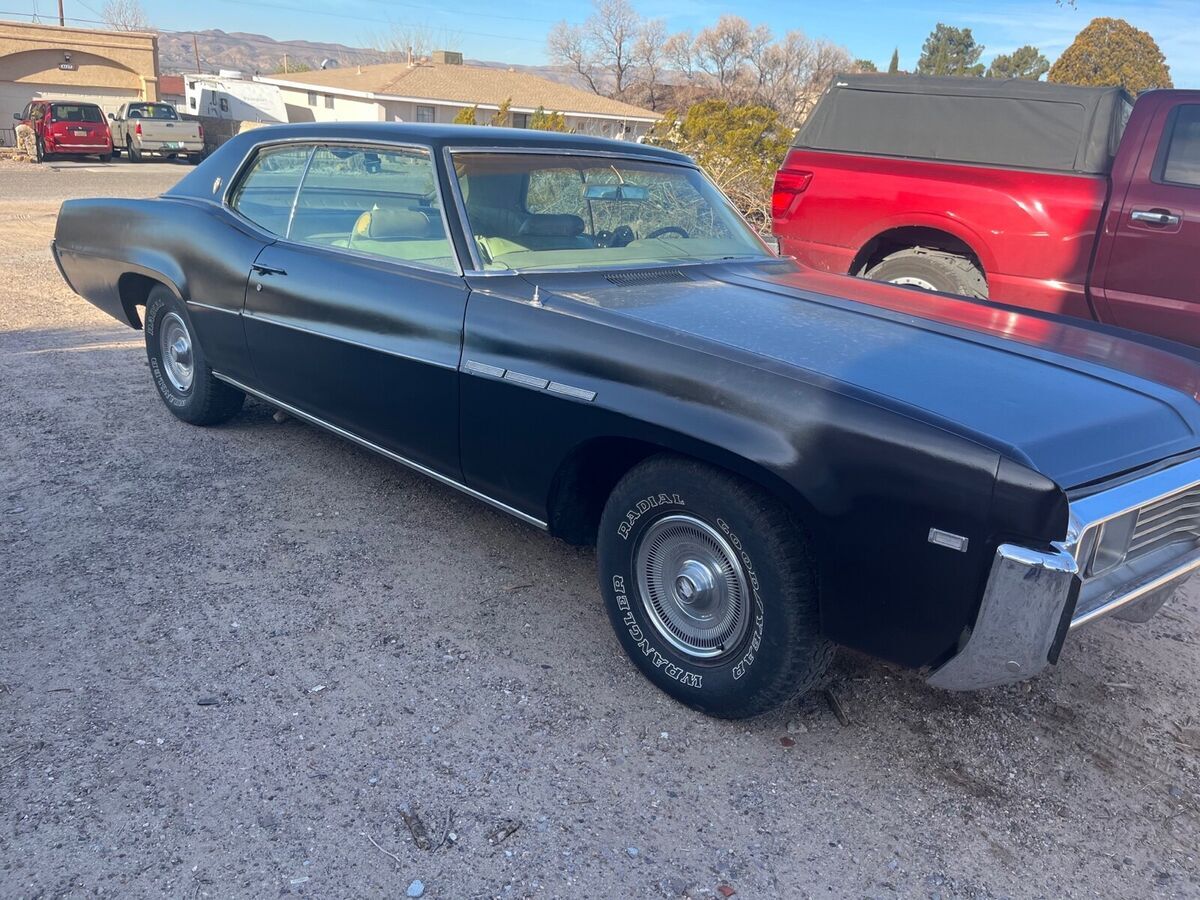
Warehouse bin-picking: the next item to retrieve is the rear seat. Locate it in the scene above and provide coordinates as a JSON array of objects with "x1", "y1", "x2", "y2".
[{"x1": 330, "y1": 207, "x2": 455, "y2": 267}]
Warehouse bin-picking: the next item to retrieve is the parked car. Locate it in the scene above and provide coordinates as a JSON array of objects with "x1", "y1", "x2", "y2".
[
  {"x1": 14, "y1": 99, "x2": 111, "y2": 163},
  {"x1": 52, "y1": 124, "x2": 1200, "y2": 717},
  {"x1": 773, "y1": 75, "x2": 1200, "y2": 346},
  {"x1": 108, "y1": 101, "x2": 204, "y2": 164}
]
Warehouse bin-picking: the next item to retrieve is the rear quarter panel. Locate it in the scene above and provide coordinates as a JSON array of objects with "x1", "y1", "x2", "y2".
[
  {"x1": 54, "y1": 196, "x2": 267, "y2": 382},
  {"x1": 775, "y1": 149, "x2": 1110, "y2": 318}
]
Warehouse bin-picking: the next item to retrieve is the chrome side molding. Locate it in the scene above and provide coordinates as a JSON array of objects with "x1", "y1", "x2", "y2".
[{"x1": 463, "y1": 359, "x2": 596, "y2": 402}]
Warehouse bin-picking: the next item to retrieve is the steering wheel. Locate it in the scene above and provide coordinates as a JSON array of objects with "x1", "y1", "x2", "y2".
[{"x1": 646, "y1": 225, "x2": 689, "y2": 240}]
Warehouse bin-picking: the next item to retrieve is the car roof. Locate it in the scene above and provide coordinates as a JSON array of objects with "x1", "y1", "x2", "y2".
[
  {"x1": 167, "y1": 121, "x2": 696, "y2": 202},
  {"x1": 237, "y1": 121, "x2": 686, "y2": 161}
]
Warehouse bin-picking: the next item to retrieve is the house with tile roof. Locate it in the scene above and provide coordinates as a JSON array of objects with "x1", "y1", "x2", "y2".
[{"x1": 256, "y1": 51, "x2": 660, "y2": 140}]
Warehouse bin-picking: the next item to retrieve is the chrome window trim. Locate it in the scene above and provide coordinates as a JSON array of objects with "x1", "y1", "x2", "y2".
[
  {"x1": 241, "y1": 310, "x2": 458, "y2": 371},
  {"x1": 212, "y1": 372, "x2": 547, "y2": 529},
  {"x1": 225, "y1": 137, "x2": 466, "y2": 277},
  {"x1": 442, "y1": 146, "x2": 774, "y2": 275}
]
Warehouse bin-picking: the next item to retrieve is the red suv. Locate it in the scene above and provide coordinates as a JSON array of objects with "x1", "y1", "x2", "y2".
[{"x1": 14, "y1": 100, "x2": 113, "y2": 163}]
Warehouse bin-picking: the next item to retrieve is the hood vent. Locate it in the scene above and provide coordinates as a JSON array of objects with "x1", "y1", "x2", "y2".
[{"x1": 605, "y1": 268, "x2": 690, "y2": 286}]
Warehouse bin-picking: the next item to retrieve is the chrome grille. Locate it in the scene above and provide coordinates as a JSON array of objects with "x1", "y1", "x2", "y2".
[{"x1": 1128, "y1": 486, "x2": 1200, "y2": 560}]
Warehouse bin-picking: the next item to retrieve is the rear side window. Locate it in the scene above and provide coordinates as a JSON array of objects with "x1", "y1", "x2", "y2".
[
  {"x1": 229, "y1": 145, "x2": 311, "y2": 235},
  {"x1": 289, "y1": 145, "x2": 457, "y2": 273},
  {"x1": 51, "y1": 104, "x2": 103, "y2": 123},
  {"x1": 1162, "y1": 105, "x2": 1200, "y2": 188}
]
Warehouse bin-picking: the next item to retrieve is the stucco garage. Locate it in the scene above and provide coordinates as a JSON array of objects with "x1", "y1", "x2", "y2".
[{"x1": 0, "y1": 21, "x2": 158, "y2": 131}]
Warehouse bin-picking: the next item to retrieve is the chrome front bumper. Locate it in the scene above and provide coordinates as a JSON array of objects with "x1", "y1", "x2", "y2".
[{"x1": 929, "y1": 457, "x2": 1200, "y2": 691}]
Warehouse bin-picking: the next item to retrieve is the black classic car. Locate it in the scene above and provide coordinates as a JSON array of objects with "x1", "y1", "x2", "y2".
[{"x1": 52, "y1": 124, "x2": 1200, "y2": 717}]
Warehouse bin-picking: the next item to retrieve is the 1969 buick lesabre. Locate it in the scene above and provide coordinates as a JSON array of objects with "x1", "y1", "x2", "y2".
[{"x1": 52, "y1": 124, "x2": 1200, "y2": 718}]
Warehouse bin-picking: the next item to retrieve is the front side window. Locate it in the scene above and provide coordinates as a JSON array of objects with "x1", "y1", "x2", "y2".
[
  {"x1": 1163, "y1": 105, "x2": 1200, "y2": 188},
  {"x1": 453, "y1": 152, "x2": 768, "y2": 271},
  {"x1": 288, "y1": 145, "x2": 457, "y2": 272},
  {"x1": 415, "y1": 105, "x2": 435, "y2": 123},
  {"x1": 229, "y1": 144, "x2": 311, "y2": 235},
  {"x1": 51, "y1": 104, "x2": 103, "y2": 123}
]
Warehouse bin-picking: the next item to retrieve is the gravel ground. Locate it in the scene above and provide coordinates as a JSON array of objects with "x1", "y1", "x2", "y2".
[{"x1": 1, "y1": 162, "x2": 1199, "y2": 899}]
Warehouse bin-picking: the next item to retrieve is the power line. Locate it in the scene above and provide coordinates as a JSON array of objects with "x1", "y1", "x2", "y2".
[{"x1": 0, "y1": 5, "x2": 545, "y2": 53}]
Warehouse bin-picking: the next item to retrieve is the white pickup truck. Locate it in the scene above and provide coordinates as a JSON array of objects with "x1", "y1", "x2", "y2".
[{"x1": 108, "y1": 102, "x2": 204, "y2": 164}]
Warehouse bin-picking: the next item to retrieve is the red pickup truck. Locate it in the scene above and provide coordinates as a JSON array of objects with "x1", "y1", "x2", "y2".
[{"x1": 773, "y1": 75, "x2": 1200, "y2": 346}]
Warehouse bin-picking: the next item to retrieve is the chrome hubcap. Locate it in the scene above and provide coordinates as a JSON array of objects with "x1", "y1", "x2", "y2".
[
  {"x1": 160, "y1": 312, "x2": 194, "y2": 392},
  {"x1": 634, "y1": 514, "x2": 751, "y2": 660}
]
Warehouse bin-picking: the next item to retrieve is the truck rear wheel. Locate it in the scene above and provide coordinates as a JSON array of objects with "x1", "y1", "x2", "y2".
[
  {"x1": 597, "y1": 455, "x2": 833, "y2": 718},
  {"x1": 127, "y1": 137, "x2": 143, "y2": 163},
  {"x1": 864, "y1": 247, "x2": 988, "y2": 299},
  {"x1": 144, "y1": 286, "x2": 244, "y2": 426}
]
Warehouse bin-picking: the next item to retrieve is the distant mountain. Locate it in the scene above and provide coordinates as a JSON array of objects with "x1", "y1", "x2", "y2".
[{"x1": 158, "y1": 29, "x2": 580, "y2": 86}]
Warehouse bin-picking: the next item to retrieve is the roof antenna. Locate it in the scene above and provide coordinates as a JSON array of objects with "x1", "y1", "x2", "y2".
[{"x1": 531, "y1": 284, "x2": 542, "y2": 307}]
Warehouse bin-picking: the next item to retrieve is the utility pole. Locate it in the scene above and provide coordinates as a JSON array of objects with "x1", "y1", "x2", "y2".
[
  {"x1": 283, "y1": 52, "x2": 289, "y2": 74},
  {"x1": 193, "y1": 35, "x2": 201, "y2": 73},
  {"x1": 58, "y1": 0, "x2": 65, "y2": 26}
]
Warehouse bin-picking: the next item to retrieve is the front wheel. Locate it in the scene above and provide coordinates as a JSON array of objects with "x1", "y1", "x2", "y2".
[
  {"x1": 863, "y1": 247, "x2": 987, "y2": 299},
  {"x1": 34, "y1": 136, "x2": 45, "y2": 163},
  {"x1": 597, "y1": 455, "x2": 833, "y2": 718},
  {"x1": 144, "y1": 286, "x2": 244, "y2": 425}
]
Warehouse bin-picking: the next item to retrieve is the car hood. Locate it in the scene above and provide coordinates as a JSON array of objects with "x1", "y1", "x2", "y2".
[{"x1": 534, "y1": 261, "x2": 1200, "y2": 489}]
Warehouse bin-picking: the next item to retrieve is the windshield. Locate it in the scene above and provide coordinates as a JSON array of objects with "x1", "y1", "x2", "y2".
[
  {"x1": 452, "y1": 153, "x2": 769, "y2": 272},
  {"x1": 51, "y1": 104, "x2": 103, "y2": 123},
  {"x1": 127, "y1": 103, "x2": 179, "y2": 120}
]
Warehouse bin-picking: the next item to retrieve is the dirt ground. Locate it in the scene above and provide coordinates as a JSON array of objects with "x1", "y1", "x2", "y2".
[{"x1": 1, "y1": 158, "x2": 1199, "y2": 900}]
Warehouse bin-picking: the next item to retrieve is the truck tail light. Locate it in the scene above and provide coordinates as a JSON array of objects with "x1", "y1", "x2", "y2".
[
  {"x1": 772, "y1": 168, "x2": 813, "y2": 220},
  {"x1": 198, "y1": 123, "x2": 204, "y2": 141},
  {"x1": 135, "y1": 122, "x2": 142, "y2": 136}
]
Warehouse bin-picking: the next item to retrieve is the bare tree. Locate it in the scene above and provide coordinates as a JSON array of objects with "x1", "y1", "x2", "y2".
[
  {"x1": 663, "y1": 30, "x2": 696, "y2": 83},
  {"x1": 548, "y1": 21, "x2": 602, "y2": 94},
  {"x1": 549, "y1": 0, "x2": 642, "y2": 98},
  {"x1": 693, "y1": 15, "x2": 754, "y2": 98},
  {"x1": 370, "y1": 24, "x2": 460, "y2": 62},
  {"x1": 102, "y1": 0, "x2": 151, "y2": 32},
  {"x1": 631, "y1": 18, "x2": 667, "y2": 110}
]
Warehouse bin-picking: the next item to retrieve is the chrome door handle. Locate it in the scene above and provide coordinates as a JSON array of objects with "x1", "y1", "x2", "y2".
[{"x1": 1131, "y1": 209, "x2": 1181, "y2": 227}]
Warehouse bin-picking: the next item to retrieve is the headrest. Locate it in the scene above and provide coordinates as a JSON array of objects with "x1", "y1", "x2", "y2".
[
  {"x1": 519, "y1": 214, "x2": 585, "y2": 238},
  {"x1": 353, "y1": 208, "x2": 433, "y2": 240}
]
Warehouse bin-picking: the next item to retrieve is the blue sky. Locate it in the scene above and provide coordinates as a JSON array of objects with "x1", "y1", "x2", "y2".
[{"x1": 13, "y1": 0, "x2": 1200, "y2": 86}]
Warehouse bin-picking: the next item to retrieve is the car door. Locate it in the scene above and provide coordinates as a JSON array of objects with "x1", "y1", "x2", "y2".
[
  {"x1": 235, "y1": 141, "x2": 468, "y2": 477},
  {"x1": 1099, "y1": 102, "x2": 1200, "y2": 345}
]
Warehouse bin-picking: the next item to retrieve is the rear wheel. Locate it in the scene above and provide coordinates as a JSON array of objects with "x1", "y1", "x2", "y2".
[
  {"x1": 144, "y1": 286, "x2": 244, "y2": 425},
  {"x1": 864, "y1": 247, "x2": 987, "y2": 299},
  {"x1": 98, "y1": 152, "x2": 112, "y2": 163},
  {"x1": 127, "y1": 137, "x2": 143, "y2": 163},
  {"x1": 597, "y1": 455, "x2": 833, "y2": 718}
]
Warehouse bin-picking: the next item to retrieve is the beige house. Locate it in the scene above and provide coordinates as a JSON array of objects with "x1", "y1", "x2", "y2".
[
  {"x1": 0, "y1": 21, "x2": 159, "y2": 128},
  {"x1": 258, "y1": 53, "x2": 660, "y2": 139}
]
